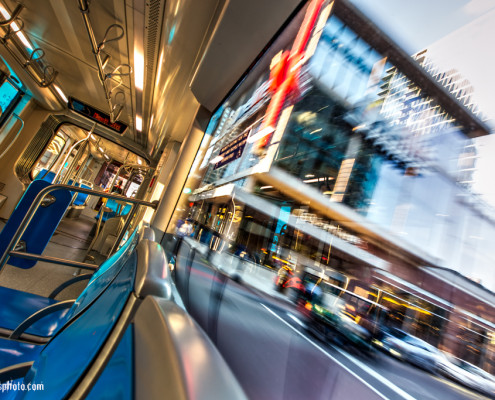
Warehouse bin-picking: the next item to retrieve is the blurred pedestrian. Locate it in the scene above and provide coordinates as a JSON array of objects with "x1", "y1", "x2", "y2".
[
  {"x1": 112, "y1": 179, "x2": 124, "y2": 194},
  {"x1": 177, "y1": 219, "x2": 193, "y2": 237}
]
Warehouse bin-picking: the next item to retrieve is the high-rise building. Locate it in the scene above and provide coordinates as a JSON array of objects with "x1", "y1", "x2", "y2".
[
  {"x1": 380, "y1": 49, "x2": 483, "y2": 136},
  {"x1": 379, "y1": 48, "x2": 484, "y2": 189}
]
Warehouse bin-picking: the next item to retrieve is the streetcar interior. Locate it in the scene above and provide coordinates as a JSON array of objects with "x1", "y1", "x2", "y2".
[{"x1": 0, "y1": 1, "x2": 493, "y2": 399}]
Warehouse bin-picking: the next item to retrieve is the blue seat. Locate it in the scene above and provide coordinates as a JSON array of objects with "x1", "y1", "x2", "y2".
[
  {"x1": 33, "y1": 174, "x2": 92, "y2": 208},
  {"x1": 33, "y1": 169, "x2": 55, "y2": 183},
  {"x1": 0, "y1": 239, "x2": 246, "y2": 400},
  {"x1": 72, "y1": 183, "x2": 92, "y2": 206},
  {"x1": 0, "y1": 238, "x2": 177, "y2": 399},
  {"x1": 66, "y1": 179, "x2": 93, "y2": 206},
  {"x1": 0, "y1": 338, "x2": 42, "y2": 370},
  {"x1": 4, "y1": 245, "x2": 139, "y2": 399},
  {"x1": 0, "y1": 230, "x2": 138, "y2": 343},
  {"x1": 0, "y1": 180, "x2": 73, "y2": 269},
  {"x1": 95, "y1": 198, "x2": 132, "y2": 223},
  {"x1": 0, "y1": 287, "x2": 71, "y2": 341}
]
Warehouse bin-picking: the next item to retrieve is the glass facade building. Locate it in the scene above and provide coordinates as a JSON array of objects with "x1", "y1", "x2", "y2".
[{"x1": 169, "y1": 0, "x2": 495, "y2": 372}]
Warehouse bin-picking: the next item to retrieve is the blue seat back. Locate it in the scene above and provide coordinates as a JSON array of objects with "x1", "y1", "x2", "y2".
[
  {"x1": 33, "y1": 169, "x2": 56, "y2": 183},
  {"x1": 0, "y1": 180, "x2": 72, "y2": 269},
  {"x1": 96, "y1": 198, "x2": 132, "y2": 223},
  {"x1": 72, "y1": 183, "x2": 92, "y2": 206},
  {"x1": 0, "y1": 287, "x2": 64, "y2": 338},
  {"x1": 85, "y1": 325, "x2": 133, "y2": 400},
  {"x1": 0, "y1": 338, "x2": 42, "y2": 370},
  {"x1": 65, "y1": 230, "x2": 137, "y2": 322},
  {"x1": 20, "y1": 246, "x2": 137, "y2": 399}
]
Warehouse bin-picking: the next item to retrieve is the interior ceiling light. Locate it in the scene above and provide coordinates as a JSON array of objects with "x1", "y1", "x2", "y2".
[
  {"x1": 53, "y1": 85, "x2": 68, "y2": 103},
  {"x1": 134, "y1": 50, "x2": 144, "y2": 91},
  {"x1": 136, "y1": 115, "x2": 143, "y2": 132},
  {"x1": 0, "y1": 6, "x2": 33, "y2": 51}
]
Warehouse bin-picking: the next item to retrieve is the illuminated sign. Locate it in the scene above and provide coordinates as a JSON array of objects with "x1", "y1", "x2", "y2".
[
  {"x1": 213, "y1": 131, "x2": 249, "y2": 169},
  {"x1": 68, "y1": 97, "x2": 128, "y2": 134},
  {"x1": 257, "y1": 0, "x2": 327, "y2": 149}
]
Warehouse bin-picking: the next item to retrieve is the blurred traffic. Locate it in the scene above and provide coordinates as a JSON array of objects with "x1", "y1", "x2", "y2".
[{"x1": 168, "y1": 224, "x2": 495, "y2": 399}]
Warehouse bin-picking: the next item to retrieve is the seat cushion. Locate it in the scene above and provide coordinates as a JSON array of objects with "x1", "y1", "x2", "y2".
[
  {"x1": 0, "y1": 337, "x2": 43, "y2": 370},
  {"x1": 0, "y1": 287, "x2": 70, "y2": 338}
]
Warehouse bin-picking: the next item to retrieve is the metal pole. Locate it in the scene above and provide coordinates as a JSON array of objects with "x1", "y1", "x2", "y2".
[
  {"x1": 109, "y1": 164, "x2": 125, "y2": 193},
  {"x1": 61, "y1": 140, "x2": 89, "y2": 185},
  {"x1": 73, "y1": 153, "x2": 92, "y2": 184},
  {"x1": 54, "y1": 124, "x2": 95, "y2": 184},
  {"x1": 9, "y1": 251, "x2": 97, "y2": 270},
  {"x1": 53, "y1": 138, "x2": 86, "y2": 183},
  {"x1": 82, "y1": 200, "x2": 107, "y2": 263},
  {"x1": 109, "y1": 203, "x2": 138, "y2": 255},
  {"x1": 77, "y1": 0, "x2": 117, "y2": 122}
]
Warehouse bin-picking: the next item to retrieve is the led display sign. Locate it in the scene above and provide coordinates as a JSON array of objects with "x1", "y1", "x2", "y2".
[{"x1": 68, "y1": 97, "x2": 128, "y2": 134}]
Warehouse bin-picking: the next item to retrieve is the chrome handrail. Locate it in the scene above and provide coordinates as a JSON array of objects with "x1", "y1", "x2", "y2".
[
  {"x1": 0, "y1": 4, "x2": 58, "y2": 89},
  {"x1": 76, "y1": 0, "x2": 128, "y2": 123},
  {"x1": 0, "y1": 184, "x2": 158, "y2": 270},
  {"x1": 0, "y1": 4, "x2": 23, "y2": 26}
]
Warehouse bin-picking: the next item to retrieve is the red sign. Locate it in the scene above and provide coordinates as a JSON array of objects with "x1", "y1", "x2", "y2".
[{"x1": 257, "y1": 0, "x2": 325, "y2": 149}]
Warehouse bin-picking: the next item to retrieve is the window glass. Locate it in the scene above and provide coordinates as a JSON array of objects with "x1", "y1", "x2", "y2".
[
  {"x1": 0, "y1": 76, "x2": 23, "y2": 128},
  {"x1": 31, "y1": 132, "x2": 67, "y2": 180},
  {"x1": 0, "y1": 79, "x2": 19, "y2": 115},
  {"x1": 163, "y1": 0, "x2": 495, "y2": 385}
]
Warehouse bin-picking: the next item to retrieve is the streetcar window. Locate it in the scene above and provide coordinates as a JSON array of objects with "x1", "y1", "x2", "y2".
[
  {"x1": 0, "y1": 77, "x2": 22, "y2": 128},
  {"x1": 31, "y1": 132, "x2": 67, "y2": 180}
]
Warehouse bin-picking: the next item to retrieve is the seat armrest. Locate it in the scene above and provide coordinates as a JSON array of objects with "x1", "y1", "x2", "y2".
[
  {"x1": 133, "y1": 296, "x2": 247, "y2": 400},
  {"x1": 9, "y1": 300, "x2": 75, "y2": 340},
  {"x1": 134, "y1": 240, "x2": 171, "y2": 300},
  {"x1": 138, "y1": 226, "x2": 155, "y2": 242}
]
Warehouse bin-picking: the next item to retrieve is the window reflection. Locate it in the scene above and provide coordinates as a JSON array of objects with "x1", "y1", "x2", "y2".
[{"x1": 165, "y1": 0, "x2": 495, "y2": 386}]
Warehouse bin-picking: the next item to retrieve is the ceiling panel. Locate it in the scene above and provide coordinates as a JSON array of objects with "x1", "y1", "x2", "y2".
[
  {"x1": 190, "y1": 0, "x2": 303, "y2": 112},
  {"x1": 0, "y1": 0, "x2": 134, "y2": 137}
]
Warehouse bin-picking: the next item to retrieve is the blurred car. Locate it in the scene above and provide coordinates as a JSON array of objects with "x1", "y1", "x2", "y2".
[
  {"x1": 376, "y1": 328, "x2": 443, "y2": 372},
  {"x1": 304, "y1": 291, "x2": 378, "y2": 356},
  {"x1": 436, "y1": 353, "x2": 495, "y2": 397}
]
